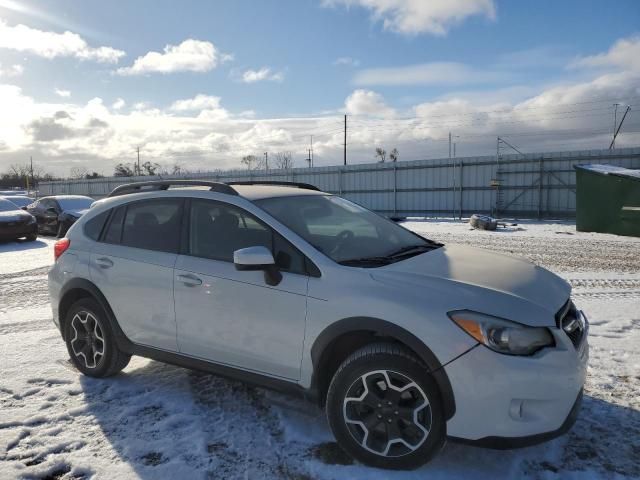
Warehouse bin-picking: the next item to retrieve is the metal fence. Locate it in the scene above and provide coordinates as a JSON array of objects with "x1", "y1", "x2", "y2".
[{"x1": 38, "y1": 147, "x2": 640, "y2": 219}]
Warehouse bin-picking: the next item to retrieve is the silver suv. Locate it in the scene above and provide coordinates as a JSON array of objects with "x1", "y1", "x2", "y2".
[{"x1": 48, "y1": 180, "x2": 588, "y2": 470}]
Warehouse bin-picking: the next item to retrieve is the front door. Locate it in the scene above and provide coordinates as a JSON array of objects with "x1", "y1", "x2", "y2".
[{"x1": 174, "y1": 199, "x2": 308, "y2": 380}]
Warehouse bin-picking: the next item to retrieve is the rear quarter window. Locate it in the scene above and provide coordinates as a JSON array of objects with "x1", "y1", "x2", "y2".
[{"x1": 83, "y1": 209, "x2": 111, "y2": 241}]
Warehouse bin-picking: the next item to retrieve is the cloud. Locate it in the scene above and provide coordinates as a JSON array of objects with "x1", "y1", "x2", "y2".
[
  {"x1": 26, "y1": 114, "x2": 77, "y2": 142},
  {"x1": 170, "y1": 94, "x2": 222, "y2": 111},
  {"x1": 0, "y1": 63, "x2": 23, "y2": 77},
  {"x1": 0, "y1": 19, "x2": 125, "y2": 63},
  {"x1": 570, "y1": 35, "x2": 640, "y2": 73},
  {"x1": 0, "y1": 36, "x2": 638, "y2": 175},
  {"x1": 322, "y1": 0, "x2": 496, "y2": 35},
  {"x1": 353, "y1": 62, "x2": 510, "y2": 86},
  {"x1": 54, "y1": 88, "x2": 71, "y2": 98},
  {"x1": 345, "y1": 89, "x2": 396, "y2": 118},
  {"x1": 240, "y1": 67, "x2": 284, "y2": 83},
  {"x1": 170, "y1": 94, "x2": 228, "y2": 120},
  {"x1": 112, "y1": 98, "x2": 125, "y2": 110},
  {"x1": 334, "y1": 56, "x2": 360, "y2": 67},
  {"x1": 116, "y1": 39, "x2": 223, "y2": 75}
]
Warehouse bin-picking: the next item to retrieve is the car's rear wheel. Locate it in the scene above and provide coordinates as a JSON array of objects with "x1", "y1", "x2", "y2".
[
  {"x1": 25, "y1": 233, "x2": 37, "y2": 241},
  {"x1": 63, "y1": 298, "x2": 131, "y2": 377},
  {"x1": 326, "y1": 343, "x2": 446, "y2": 470}
]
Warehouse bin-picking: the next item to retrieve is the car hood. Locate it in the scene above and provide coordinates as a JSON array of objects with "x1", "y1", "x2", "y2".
[
  {"x1": 62, "y1": 208, "x2": 90, "y2": 217},
  {"x1": 371, "y1": 244, "x2": 570, "y2": 325},
  {"x1": 0, "y1": 210, "x2": 33, "y2": 222}
]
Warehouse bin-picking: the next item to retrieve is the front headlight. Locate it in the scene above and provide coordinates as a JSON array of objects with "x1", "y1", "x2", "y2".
[{"x1": 448, "y1": 310, "x2": 554, "y2": 356}]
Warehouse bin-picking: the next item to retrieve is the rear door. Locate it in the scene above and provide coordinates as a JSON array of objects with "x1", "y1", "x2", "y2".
[
  {"x1": 174, "y1": 199, "x2": 309, "y2": 380},
  {"x1": 89, "y1": 198, "x2": 183, "y2": 351}
]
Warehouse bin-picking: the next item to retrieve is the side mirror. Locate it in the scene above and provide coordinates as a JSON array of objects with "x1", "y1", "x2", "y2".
[{"x1": 234, "y1": 246, "x2": 282, "y2": 286}]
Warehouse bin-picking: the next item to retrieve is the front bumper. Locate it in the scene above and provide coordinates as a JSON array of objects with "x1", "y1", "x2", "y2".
[
  {"x1": 0, "y1": 221, "x2": 37, "y2": 239},
  {"x1": 450, "y1": 389, "x2": 582, "y2": 449},
  {"x1": 444, "y1": 313, "x2": 588, "y2": 445}
]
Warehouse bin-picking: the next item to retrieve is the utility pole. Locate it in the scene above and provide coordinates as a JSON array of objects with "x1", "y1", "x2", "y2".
[
  {"x1": 29, "y1": 156, "x2": 34, "y2": 192},
  {"x1": 136, "y1": 146, "x2": 141, "y2": 176},
  {"x1": 451, "y1": 135, "x2": 460, "y2": 158},
  {"x1": 307, "y1": 149, "x2": 312, "y2": 167},
  {"x1": 612, "y1": 103, "x2": 620, "y2": 149},
  {"x1": 609, "y1": 105, "x2": 631, "y2": 149},
  {"x1": 310, "y1": 135, "x2": 314, "y2": 167},
  {"x1": 264, "y1": 151, "x2": 268, "y2": 170},
  {"x1": 343, "y1": 115, "x2": 347, "y2": 165}
]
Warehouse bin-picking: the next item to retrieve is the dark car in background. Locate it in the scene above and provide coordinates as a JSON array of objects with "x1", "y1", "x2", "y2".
[
  {"x1": 0, "y1": 195, "x2": 35, "y2": 209},
  {"x1": 26, "y1": 195, "x2": 94, "y2": 237},
  {"x1": 0, "y1": 198, "x2": 37, "y2": 242}
]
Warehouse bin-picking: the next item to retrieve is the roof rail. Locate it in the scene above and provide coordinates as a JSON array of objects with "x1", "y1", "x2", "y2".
[
  {"x1": 107, "y1": 180, "x2": 239, "y2": 198},
  {"x1": 226, "y1": 180, "x2": 320, "y2": 191}
]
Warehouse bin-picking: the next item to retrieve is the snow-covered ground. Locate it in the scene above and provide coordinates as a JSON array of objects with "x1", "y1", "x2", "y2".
[{"x1": 0, "y1": 222, "x2": 638, "y2": 480}]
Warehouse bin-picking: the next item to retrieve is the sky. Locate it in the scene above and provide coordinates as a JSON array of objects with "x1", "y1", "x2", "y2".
[{"x1": 0, "y1": 0, "x2": 639, "y2": 176}]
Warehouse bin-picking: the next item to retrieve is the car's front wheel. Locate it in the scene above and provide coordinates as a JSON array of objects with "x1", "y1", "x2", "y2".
[
  {"x1": 326, "y1": 343, "x2": 446, "y2": 470},
  {"x1": 63, "y1": 298, "x2": 131, "y2": 377}
]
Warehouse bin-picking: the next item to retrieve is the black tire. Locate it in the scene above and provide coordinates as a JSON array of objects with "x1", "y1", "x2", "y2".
[
  {"x1": 326, "y1": 343, "x2": 446, "y2": 470},
  {"x1": 63, "y1": 297, "x2": 131, "y2": 377},
  {"x1": 25, "y1": 233, "x2": 37, "y2": 241},
  {"x1": 56, "y1": 223, "x2": 66, "y2": 238}
]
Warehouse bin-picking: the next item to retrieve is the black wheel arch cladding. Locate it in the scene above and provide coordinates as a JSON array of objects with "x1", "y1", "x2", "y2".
[{"x1": 310, "y1": 316, "x2": 457, "y2": 420}]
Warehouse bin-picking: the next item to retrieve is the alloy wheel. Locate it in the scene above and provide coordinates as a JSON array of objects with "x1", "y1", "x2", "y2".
[
  {"x1": 70, "y1": 310, "x2": 105, "y2": 369},
  {"x1": 342, "y1": 369, "x2": 431, "y2": 457}
]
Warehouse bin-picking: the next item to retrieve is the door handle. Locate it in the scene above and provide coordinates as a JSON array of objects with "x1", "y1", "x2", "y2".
[
  {"x1": 95, "y1": 257, "x2": 114, "y2": 269},
  {"x1": 177, "y1": 273, "x2": 202, "y2": 287}
]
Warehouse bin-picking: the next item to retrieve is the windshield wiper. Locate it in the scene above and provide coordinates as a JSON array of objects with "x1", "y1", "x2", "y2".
[
  {"x1": 338, "y1": 242, "x2": 443, "y2": 267},
  {"x1": 386, "y1": 243, "x2": 441, "y2": 260},
  {"x1": 338, "y1": 256, "x2": 393, "y2": 267}
]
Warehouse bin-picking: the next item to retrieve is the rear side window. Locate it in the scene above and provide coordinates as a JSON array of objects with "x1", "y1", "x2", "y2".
[
  {"x1": 84, "y1": 210, "x2": 111, "y2": 240},
  {"x1": 121, "y1": 199, "x2": 183, "y2": 253}
]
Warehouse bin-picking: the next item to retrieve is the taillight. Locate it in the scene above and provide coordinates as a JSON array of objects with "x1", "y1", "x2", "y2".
[{"x1": 54, "y1": 238, "x2": 70, "y2": 261}]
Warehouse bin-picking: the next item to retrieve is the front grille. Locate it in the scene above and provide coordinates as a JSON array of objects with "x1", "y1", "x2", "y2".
[{"x1": 556, "y1": 299, "x2": 585, "y2": 348}]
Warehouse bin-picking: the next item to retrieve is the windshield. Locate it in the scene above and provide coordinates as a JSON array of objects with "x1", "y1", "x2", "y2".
[
  {"x1": 1, "y1": 196, "x2": 32, "y2": 208},
  {"x1": 256, "y1": 195, "x2": 441, "y2": 265},
  {"x1": 0, "y1": 198, "x2": 20, "y2": 212},
  {"x1": 57, "y1": 197, "x2": 94, "y2": 211}
]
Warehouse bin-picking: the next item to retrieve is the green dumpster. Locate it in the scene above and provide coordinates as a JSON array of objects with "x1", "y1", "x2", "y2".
[{"x1": 575, "y1": 164, "x2": 640, "y2": 237}]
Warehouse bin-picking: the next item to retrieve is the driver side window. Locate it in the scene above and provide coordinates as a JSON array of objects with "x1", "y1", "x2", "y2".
[
  {"x1": 189, "y1": 200, "x2": 272, "y2": 263},
  {"x1": 188, "y1": 199, "x2": 308, "y2": 275}
]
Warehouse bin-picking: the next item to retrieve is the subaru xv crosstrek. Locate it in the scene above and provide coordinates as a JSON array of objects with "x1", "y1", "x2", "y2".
[{"x1": 48, "y1": 180, "x2": 588, "y2": 470}]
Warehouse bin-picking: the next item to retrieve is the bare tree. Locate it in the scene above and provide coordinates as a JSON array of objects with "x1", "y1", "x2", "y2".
[
  {"x1": 70, "y1": 166, "x2": 88, "y2": 179},
  {"x1": 114, "y1": 163, "x2": 135, "y2": 177},
  {"x1": 273, "y1": 151, "x2": 294, "y2": 169},
  {"x1": 389, "y1": 148, "x2": 399, "y2": 162},
  {"x1": 141, "y1": 161, "x2": 160, "y2": 176},
  {"x1": 4, "y1": 163, "x2": 53, "y2": 185},
  {"x1": 375, "y1": 147, "x2": 386, "y2": 163},
  {"x1": 171, "y1": 163, "x2": 189, "y2": 175},
  {"x1": 241, "y1": 155, "x2": 259, "y2": 170}
]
